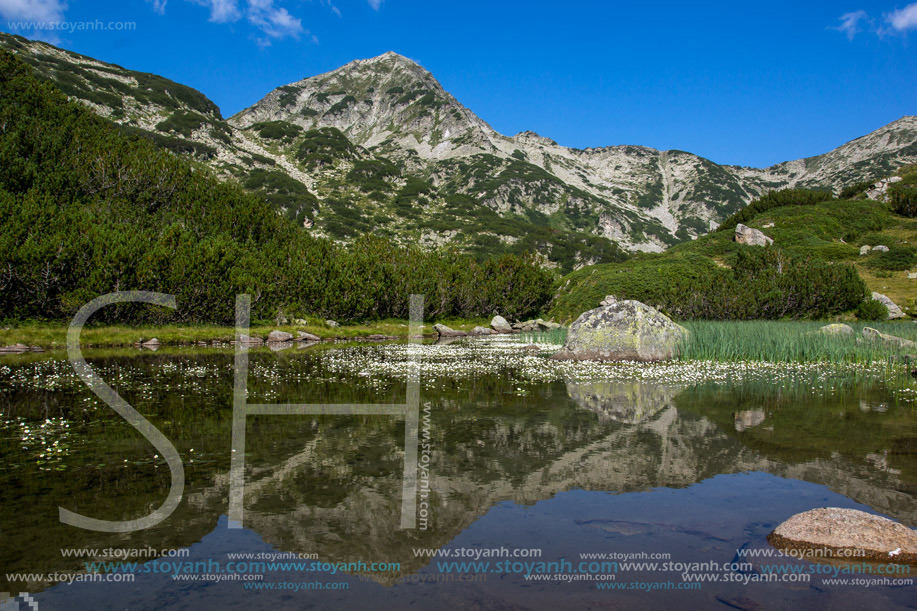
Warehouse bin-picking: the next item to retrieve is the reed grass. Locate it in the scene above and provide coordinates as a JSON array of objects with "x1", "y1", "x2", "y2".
[
  {"x1": 517, "y1": 320, "x2": 917, "y2": 367},
  {"x1": 679, "y1": 321, "x2": 917, "y2": 365}
]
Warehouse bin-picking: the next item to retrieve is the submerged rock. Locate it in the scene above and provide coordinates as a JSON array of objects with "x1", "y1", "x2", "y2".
[
  {"x1": 768, "y1": 507, "x2": 917, "y2": 565},
  {"x1": 490, "y1": 315, "x2": 513, "y2": 334},
  {"x1": 0, "y1": 343, "x2": 31, "y2": 353},
  {"x1": 871, "y1": 292, "x2": 905, "y2": 319},
  {"x1": 551, "y1": 300, "x2": 688, "y2": 362},
  {"x1": 469, "y1": 326, "x2": 494, "y2": 335},
  {"x1": 433, "y1": 323, "x2": 465, "y2": 337},
  {"x1": 734, "y1": 224, "x2": 773, "y2": 247},
  {"x1": 734, "y1": 410, "x2": 766, "y2": 432}
]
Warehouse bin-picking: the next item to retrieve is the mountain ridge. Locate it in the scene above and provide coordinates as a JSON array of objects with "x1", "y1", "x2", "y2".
[{"x1": 3, "y1": 33, "x2": 915, "y2": 269}]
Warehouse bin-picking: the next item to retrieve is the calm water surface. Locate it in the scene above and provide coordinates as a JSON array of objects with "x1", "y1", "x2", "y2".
[{"x1": 1, "y1": 336, "x2": 915, "y2": 610}]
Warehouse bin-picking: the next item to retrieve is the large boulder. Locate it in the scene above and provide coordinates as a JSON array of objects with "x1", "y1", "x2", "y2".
[
  {"x1": 734, "y1": 223, "x2": 773, "y2": 247},
  {"x1": 813, "y1": 323, "x2": 854, "y2": 337},
  {"x1": 550, "y1": 300, "x2": 688, "y2": 362},
  {"x1": 296, "y1": 331, "x2": 321, "y2": 342},
  {"x1": 267, "y1": 330, "x2": 294, "y2": 343},
  {"x1": 490, "y1": 315, "x2": 513, "y2": 334},
  {"x1": 768, "y1": 508, "x2": 917, "y2": 565},
  {"x1": 871, "y1": 292, "x2": 905, "y2": 319}
]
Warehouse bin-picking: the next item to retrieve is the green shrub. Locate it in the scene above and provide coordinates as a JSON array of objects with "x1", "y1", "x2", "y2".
[
  {"x1": 251, "y1": 120, "x2": 302, "y2": 141},
  {"x1": 856, "y1": 298, "x2": 889, "y2": 321},
  {"x1": 716, "y1": 189, "x2": 835, "y2": 233},
  {"x1": 889, "y1": 183, "x2": 917, "y2": 217},
  {"x1": 155, "y1": 110, "x2": 208, "y2": 137},
  {"x1": 294, "y1": 127, "x2": 359, "y2": 168},
  {"x1": 839, "y1": 179, "x2": 875, "y2": 200},
  {"x1": 326, "y1": 95, "x2": 356, "y2": 115},
  {"x1": 868, "y1": 246, "x2": 917, "y2": 271},
  {"x1": 551, "y1": 247, "x2": 867, "y2": 322},
  {"x1": 345, "y1": 159, "x2": 400, "y2": 192}
]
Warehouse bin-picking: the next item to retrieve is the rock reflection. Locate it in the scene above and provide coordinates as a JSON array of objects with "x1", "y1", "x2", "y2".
[{"x1": 565, "y1": 380, "x2": 683, "y2": 424}]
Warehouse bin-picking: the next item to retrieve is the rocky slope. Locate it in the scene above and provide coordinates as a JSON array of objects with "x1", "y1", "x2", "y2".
[{"x1": 4, "y1": 33, "x2": 915, "y2": 271}]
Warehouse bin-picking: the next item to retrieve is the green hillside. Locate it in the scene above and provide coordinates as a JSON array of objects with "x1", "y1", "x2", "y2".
[
  {"x1": 0, "y1": 50, "x2": 553, "y2": 324},
  {"x1": 550, "y1": 179, "x2": 917, "y2": 322}
]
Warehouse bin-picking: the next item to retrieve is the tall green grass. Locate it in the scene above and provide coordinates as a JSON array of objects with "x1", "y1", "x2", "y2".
[
  {"x1": 679, "y1": 321, "x2": 917, "y2": 365},
  {"x1": 518, "y1": 320, "x2": 916, "y2": 366}
]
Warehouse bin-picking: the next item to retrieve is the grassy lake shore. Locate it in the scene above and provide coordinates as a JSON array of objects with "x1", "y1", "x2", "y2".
[{"x1": 0, "y1": 317, "x2": 493, "y2": 349}]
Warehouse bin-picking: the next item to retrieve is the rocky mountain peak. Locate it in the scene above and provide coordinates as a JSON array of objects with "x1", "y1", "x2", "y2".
[{"x1": 513, "y1": 130, "x2": 557, "y2": 147}]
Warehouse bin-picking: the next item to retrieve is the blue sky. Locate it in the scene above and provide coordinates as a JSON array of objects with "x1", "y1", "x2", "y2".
[{"x1": 1, "y1": 0, "x2": 915, "y2": 168}]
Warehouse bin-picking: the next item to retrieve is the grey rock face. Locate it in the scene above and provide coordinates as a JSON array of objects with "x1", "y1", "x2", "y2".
[
  {"x1": 490, "y1": 315, "x2": 513, "y2": 334},
  {"x1": 325, "y1": 320, "x2": 340, "y2": 328},
  {"x1": 872, "y1": 245, "x2": 890, "y2": 252},
  {"x1": 871, "y1": 292, "x2": 906, "y2": 319},
  {"x1": 768, "y1": 507, "x2": 917, "y2": 565},
  {"x1": 469, "y1": 326, "x2": 494, "y2": 335},
  {"x1": 860, "y1": 245, "x2": 871, "y2": 255},
  {"x1": 551, "y1": 300, "x2": 688, "y2": 362},
  {"x1": 296, "y1": 331, "x2": 321, "y2": 342},
  {"x1": 734, "y1": 224, "x2": 773, "y2": 246}
]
